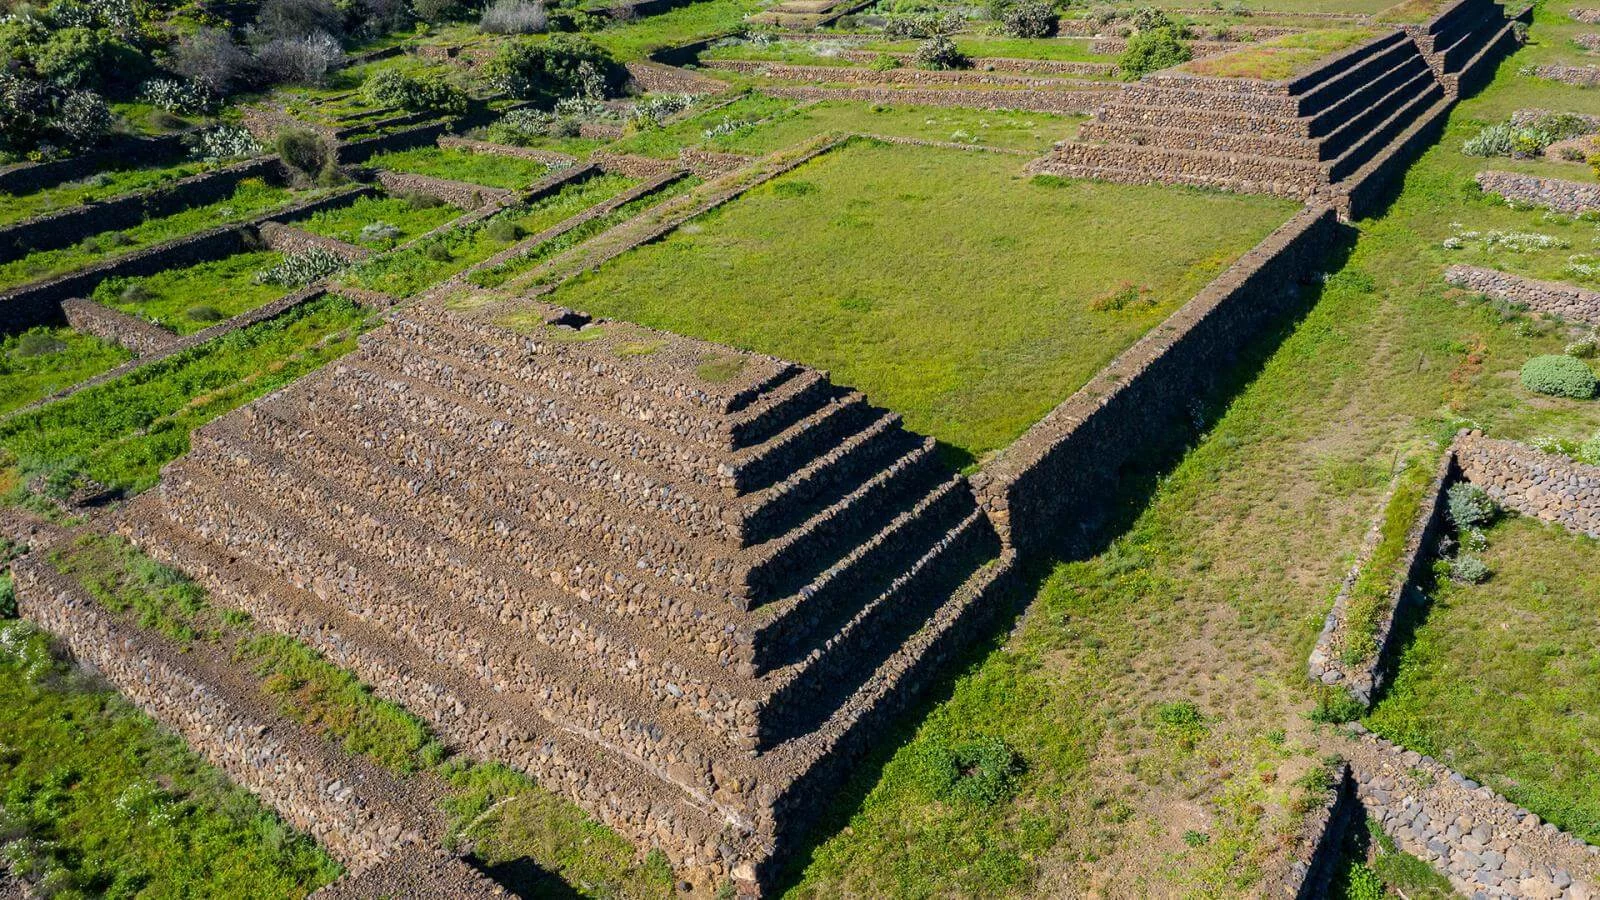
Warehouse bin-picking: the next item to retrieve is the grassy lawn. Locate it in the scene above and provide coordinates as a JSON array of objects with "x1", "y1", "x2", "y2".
[
  {"x1": 0, "y1": 619, "x2": 341, "y2": 897},
  {"x1": 0, "y1": 295, "x2": 371, "y2": 497},
  {"x1": 1181, "y1": 28, "x2": 1383, "y2": 80},
  {"x1": 0, "y1": 178, "x2": 306, "y2": 293},
  {"x1": 1364, "y1": 515, "x2": 1600, "y2": 843},
  {"x1": 0, "y1": 158, "x2": 222, "y2": 227},
  {"x1": 92, "y1": 251, "x2": 291, "y2": 336},
  {"x1": 284, "y1": 194, "x2": 463, "y2": 249},
  {"x1": 711, "y1": 99, "x2": 1084, "y2": 154},
  {"x1": 363, "y1": 146, "x2": 552, "y2": 191},
  {"x1": 0, "y1": 328, "x2": 132, "y2": 417},
  {"x1": 701, "y1": 36, "x2": 1115, "y2": 66},
  {"x1": 589, "y1": 0, "x2": 764, "y2": 60},
  {"x1": 605, "y1": 93, "x2": 798, "y2": 158},
  {"x1": 340, "y1": 173, "x2": 641, "y2": 296},
  {"x1": 542, "y1": 139, "x2": 1295, "y2": 465}
]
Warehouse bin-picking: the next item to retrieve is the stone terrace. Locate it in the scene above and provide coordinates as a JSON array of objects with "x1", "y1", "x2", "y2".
[
  {"x1": 123, "y1": 300, "x2": 1012, "y2": 893},
  {"x1": 1033, "y1": 0, "x2": 1513, "y2": 208}
]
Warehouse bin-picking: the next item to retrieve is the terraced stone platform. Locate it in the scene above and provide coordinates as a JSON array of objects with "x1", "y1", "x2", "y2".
[
  {"x1": 122, "y1": 301, "x2": 1014, "y2": 893},
  {"x1": 1032, "y1": 0, "x2": 1514, "y2": 208}
]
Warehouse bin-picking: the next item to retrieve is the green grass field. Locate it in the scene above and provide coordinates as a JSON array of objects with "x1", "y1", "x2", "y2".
[
  {"x1": 0, "y1": 620, "x2": 341, "y2": 896},
  {"x1": 1365, "y1": 515, "x2": 1600, "y2": 843},
  {"x1": 94, "y1": 251, "x2": 291, "y2": 336},
  {"x1": 0, "y1": 158, "x2": 222, "y2": 227},
  {"x1": 0, "y1": 296, "x2": 371, "y2": 497},
  {"x1": 605, "y1": 93, "x2": 798, "y2": 158},
  {"x1": 285, "y1": 194, "x2": 463, "y2": 248},
  {"x1": 0, "y1": 328, "x2": 132, "y2": 418},
  {"x1": 543, "y1": 139, "x2": 1295, "y2": 465},
  {"x1": 711, "y1": 100, "x2": 1084, "y2": 154},
  {"x1": 0, "y1": 179, "x2": 307, "y2": 293},
  {"x1": 363, "y1": 147, "x2": 552, "y2": 191}
]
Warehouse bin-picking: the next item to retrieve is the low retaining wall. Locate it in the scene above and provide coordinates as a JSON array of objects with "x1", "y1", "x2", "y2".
[
  {"x1": 11, "y1": 557, "x2": 422, "y2": 871},
  {"x1": 338, "y1": 119, "x2": 456, "y2": 167},
  {"x1": 701, "y1": 58, "x2": 1100, "y2": 89},
  {"x1": 259, "y1": 222, "x2": 371, "y2": 261},
  {"x1": 678, "y1": 147, "x2": 752, "y2": 176},
  {"x1": 436, "y1": 135, "x2": 577, "y2": 165},
  {"x1": 1306, "y1": 449, "x2": 1455, "y2": 705},
  {"x1": 3, "y1": 286, "x2": 329, "y2": 423},
  {"x1": 0, "y1": 185, "x2": 371, "y2": 332},
  {"x1": 625, "y1": 60, "x2": 729, "y2": 94},
  {"x1": 1445, "y1": 265, "x2": 1600, "y2": 326},
  {"x1": 374, "y1": 170, "x2": 514, "y2": 209},
  {"x1": 1263, "y1": 765, "x2": 1359, "y2": 899},
  {"x1": 0, "y1": 133, "x2": 190, "y2": 195},
  {"x1": 1532, "y1": 64, "x2": 1600, "y2": 87},
  {"x1": 826, "y1": 49, "x2": 1117, "y2": 76},
  {"x1": 1476, "y1": 170, "x2": 1600, "y2": 214},
  {"x1": 1454, "y1": 431, "x2": 1600, "y2": 538},
  {"x1": 0, "y1": 156, "x2": 284, "y2": 264},
  {"x1": 969, "y1": 204, "x2": 1341, "y2": 554},
  {"x1": 61, "y1": 297, "x2": 178, "y2": 356},
  {"x1": 760, "y1": 84, "x2": 1115, "y2": 114},
  {"x1": 1345, "y1": 726, "x2": 1600, "y2": 898},
  {"x1": 591, "y1": 152, "x2": 686, "y2": 179}
]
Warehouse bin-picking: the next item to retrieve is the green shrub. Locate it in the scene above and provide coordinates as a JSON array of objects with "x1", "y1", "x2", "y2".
[
  {"x1": 274, "y1": 128, "x2": 338, "y2": 184},
  {"x1": 909, "y1": 735, "x2": 1022, "y2": 806},
  {"x1": 361, "y1": 69, "x2": 468, "y2": 116},
  {"x1": 184, "y1": 304, "x2": 226, "y2": 323},
  {"x1": 1345, "y1": 862, "x2": 1386, "y2": 900},
  {"x1": 0, "y1": 572, "x2": 15, "y2": 618},
  {"x1": 1308, "y1": 686, "x2": 1364, "y2": 723},
  {"x1": 486, "y1": 35, "x2": 623, "y2": 103},
  {"x1": 868, "y1": 52, "x2": 901, "y2": 71},
  {"x1": 1520, "y1": 354, "x2": 1597, "y2": 398},
  {"x1": 485, "y1": 217, "x2": 525, "y2": 242},
  {"x1": 1445, "y1": 482, "x2": 1495, "y2": 528},
  {"x1": 1119, "y1": 26, "x2": 1191, "y2": 80},
  {"x1": 1449, "y1": 553, "x2": 1490, "y2": 583},
  {"x1": 13, "y1": 332, "x2": 66, "y2": 358},
  {"x1": 913, "y1": 34, "x2": 968, "y2": 70},
  {"x1": 1154, "y1": 700, "x2": 1208, "y2": 747},
  {"x1": 1000, "y1": 0, "x2": 1056, "y2": 37},
  {"x1": 411, "y1": 0, "x2": 463, "y2": 22}
]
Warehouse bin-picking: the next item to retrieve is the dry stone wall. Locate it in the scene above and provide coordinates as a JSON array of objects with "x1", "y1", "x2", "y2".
[
  {"x1": 258, "y1": 221, "x2": 371, "y2": 261},
  {"x1": 0, "y1": 156, "x2": 283, "y2": 263},
  {"x1": 1533, "y1": 64, "x2": 1600, "y2": 86},
  {"x1": 60, "y1": 297, "x2": 178, "y2": 356},
  {"x1": 826, "y1": 49, "x2": 1116, "y2": 75},
  {"x1": 1477, "y1": 170, "x2": 1600, "y2": 214},
  {"x1": 436, "y1": 135, "x2": 577, "y2": 165},
  {"x1": 700, "y1": 59, "x2": 1101, "y2": 89},
  {"x1": 759, "y1": 83, "x2": 1114, "y2": 114},
  {"x1": 591, "y1": 151, "x2": 690, "y2": 179},
  {"x1": 1306, "y1": 450, "x2": 1455, "y2": 705},
  {"x1": 971, "y1": 205, "x2": 1339, "y2": 554},
  {"x1": 374, "y1": 170, "x2": 514, "y2": 209},
  {"x1": 1454, "y1": 431, "x2": 1600, "y2": 538},
  {"x1": 11, "y1": 556, "x2": 427, "y2": 871},
  {"x1": 1344, "y1": 726, "x2": 1600, "y2": 898},
  {"x1": 626, "y1": 60, "x2": 730, "y2": 94},
  {"x1": 1445, "y1": 265, "x2": 1600, "y2": 326},
  {"x1": 0, "y1": 185, "x2": 370, "y2": 332}
]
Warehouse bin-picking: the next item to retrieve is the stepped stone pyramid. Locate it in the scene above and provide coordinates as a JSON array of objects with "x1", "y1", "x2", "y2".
[
  {"x1": 1033, "y1": 0, "x2": 1513, "y2": 204},
  {"x1": 123, "y1": 301, "x2": 1012, "y2": 892}
]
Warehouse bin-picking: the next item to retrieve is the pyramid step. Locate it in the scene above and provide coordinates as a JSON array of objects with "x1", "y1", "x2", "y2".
[
  {"x1": 1121, "y1": 83, "x2": 1304, "y2": 118},
  {"x1": 1319, "y1": 62, "x2": 1438, "y2": 160},
  {"x1": 122, "y1": 507, "x2": 761, "y2": 839},
  {"x1": 726, "y1": 367, "x2": 837, "y2": 449},
  {"x1": 756, "y1": 506, "x2": 998, "y2": 749},
  {"x1": 1095, "y1": 102, "x2": 1312, "y2": 139},
  {"x1": 1028, "y1": 158, "x2": 1318, "y2": 203},
  {"x1": 728, "y1": 392, "x2": 878, "y2": 495},
  {"x1": 1329, "y1": 75, "x2": 1444, "y2": 183},
  {"x1": 740, "y1": 410, "x2": 920, "y2": 549},
  {"x1": 1295, "y1": 30, "x2": 1417, "y2": 118},
  {"x1": 749, "y1": 475, "x2": 976, "y2": 673},
  {"x1": 742, "y1": 437, "x2": 946, "y2": 605},
  {"x1": 1079, "y1": 120, "x2": 1322, "y2": 160},
  {"x1": 154, "y1": 466, "x2": 771, "y2": 755},
  {"x1": 1308, "y1": 50, "x2": 1431, "y2": 139},
  {"x1": 1047, "y1": 141, "x2": 1327, "y2": 191}
]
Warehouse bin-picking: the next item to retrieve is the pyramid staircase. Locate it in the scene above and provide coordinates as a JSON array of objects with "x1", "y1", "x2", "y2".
[
  {"x1": 123, "y1": 302, "x2": 1011, "y2": 893},
  {"x1": 1032, "y1": 0, "x2": 1512, "y2": 206}
]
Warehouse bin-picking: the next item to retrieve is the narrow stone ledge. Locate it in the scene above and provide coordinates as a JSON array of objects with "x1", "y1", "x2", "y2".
[
  {"x1": 1446, "y1": 265, "x2": 1600, "y2": 326},
  {"x1": 259, "y1": 221, "x2": 371, "y2": 261},
  {"x1": 375, "y1": 170, "x2": 516, "y2": 210},
  {"x1": 60, "y1": 297, "x2": 178, "y2": 356},
  {"x1": 437, "y1": 135, "x2": 577, "y2": 166},
  {"x1": 1343, "y1": 726, "x2": 1600, "y2": 898},
  {"x1": 1478, "y1": 169, "x2": 1600, "y2": 214},
  {"x1": 1454, "y1": 431, "x2": 1600, "y2": 539}
]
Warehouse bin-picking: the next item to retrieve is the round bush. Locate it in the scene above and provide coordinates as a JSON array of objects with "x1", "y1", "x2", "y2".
[
  {"x1": 1118, "y1": 26, "x2": 1191, "y2": 80},
  {"x1": 13, "y1": 332, "x2": 66, "y2": 358},
  {"x1": 1450, "y1": 553, "x2": 1490, "y2": 584},
  {"x1": 1445, "y1": 482, "x2": 1496, "y2": 529},
  {"x1": 1520, "y1": 354, "x2": 1597, "y2": 398},
  {"x1": 185, "y1": 305, "x2": 226, "y2": 323},
  {"x1": 909, "y1": 735, "x2": 1022, "y2": 806}
]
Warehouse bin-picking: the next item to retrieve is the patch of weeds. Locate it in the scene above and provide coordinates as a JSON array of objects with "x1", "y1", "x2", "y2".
[{"x1": 1154, "y1": 701, "x2": 1208, "y2": 749}]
